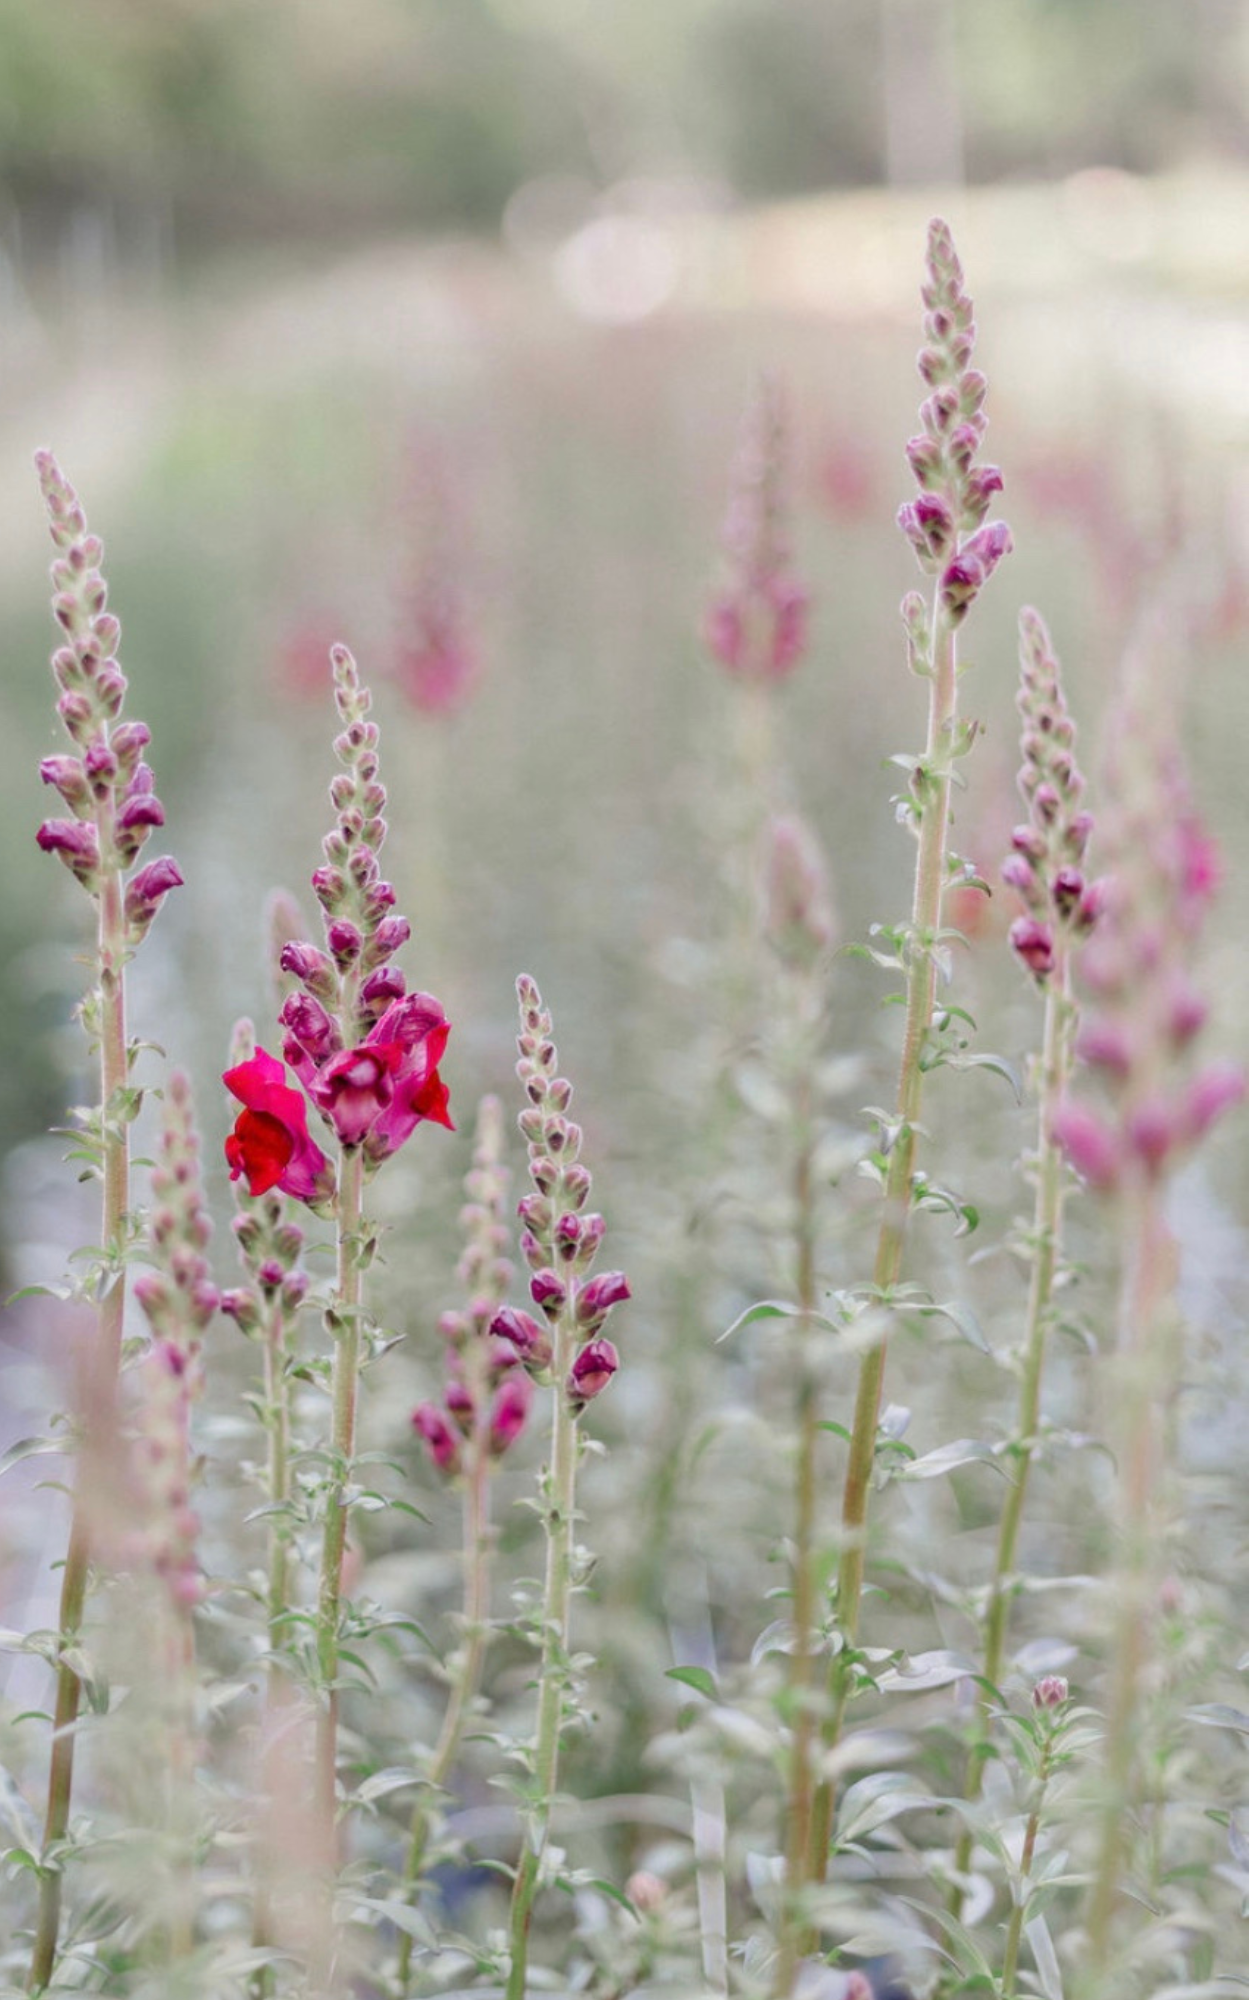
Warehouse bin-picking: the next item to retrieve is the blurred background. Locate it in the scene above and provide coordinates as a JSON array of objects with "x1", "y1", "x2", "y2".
[{"x1": 0, "y1": 0, "x2": 1245, "y2": 1931}]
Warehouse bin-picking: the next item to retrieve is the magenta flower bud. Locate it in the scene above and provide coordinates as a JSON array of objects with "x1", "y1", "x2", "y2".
[
  {"x1": 1000, "y1": 853, "x2": 1037, "y2": 897},
  {"x1": 554, "y1": 1212, "x2": 581, "y2": 1261},
  {"x1": 1065, "y1": 810, "x2": 1094, "y2": 861},
  {"x1": 898, "y1": 493, "x2": 955, "y2": 567},
  {"x1": 1181, "y1": 1063, "x2": 1246, "y2": 1143},
  {"x1": 1012, "y1": 824, "x2": 1048, "y2": 862},
  {"x1": 489, "y1": 1307, "x2": 552, "y2": 1370},
  {"x1": 219, "y1": 1287, "x2": 260, "y2": 1334},
  {"x1": 1032, "y1": 1674, "x2": 1068, "y2": 1710},
  {"x1": 489, "y1": 1373, "x2": 533, "y2": 1455},
  {"x1": 1009, "y1": 915, "x2": 1055, "y2": 979},
  {"x1": 905, "y1": 433, "x2": 944, "y2": 489},
  {"x1": 1032, "y1": 782, "x2": 1060, "y2": 825},
  {"x1": 567, "y1": 1337, "x2": 619, "y2": 1405},
  {"x1": 360, "y1": 966, "x2": 406, "y2": 1013},
  {"x1": 1127, "y1": 1099, "x2": 1175, "y2": 1175},
  {"x1": 326, "y1": 919, "x2": 362, "y2": 966},
  {"x1": 960, "y1": 463, "x2": 1004, "y2": 528},
  {"x1": 84, "y1": 742, "x2": 119, "y2": 788},
  {"x1": 576, "y1": 1213, "x2": 606, "y2": 1263},
  {"x1": 281, "y1": 1272, "x2": 309, "y2": 1311},
  {"x1": 124, "y1": 855, "x2": 184, "y2": 942},
  {"x1": 444, "y1": 1378, "x2": 476, "y2": 1435},
  {"x1": 367, "y1": 914, "x2": 411, "y2": 963},
  {"x1": 413, "y1": 1403, "x2": 460, "y2": 1475},
  {"x1": 1052, "y1": 866, "x2": 1085, "y2": 917},
  {"x1": 280, "y1": 941, "x2": 338, "y2": 1001},
  {"x1": 940, "y1": 520, "x2": 1012, "y2": 623},
  {"x1": 530, "y1": 1268, "x2": 567, "y2": 1318},
  {"x1": 1052, "y1": 1102, "x2": 1120, "y2": 1189},
  {"x1": 39, "y1": 755, "x2": 91, "y2": 813},
  {"x1": 517, "y1": 1193, "x2": 552, "y2": 1235},
  {"x1": 488, "y1": 1336, "x2": 522, "y2": 1377},
  {"x1": 561, "y1": 1163, "x2": 592, "y2": 1208},
  {"x1": 1075, "y1": 1021, "x2": 1134, "y2": 1075},
  {"x1": 110, "y1": 719, "x2": 151, "y2": 776},
  {"x1": 576, "y1": 1269, "x2": 631, "y2": 1330},
  {"x1": 37, "y1": 816, "x2": 101, "y2": 886},
  {"x1": 280, "y1": 992, "x2": 341, "y2": 1064},
  {"x1": 310, "y1": 864, "x2": 346, "y2": 911}
]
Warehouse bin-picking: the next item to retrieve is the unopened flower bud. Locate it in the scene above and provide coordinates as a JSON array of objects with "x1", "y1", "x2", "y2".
[
  {"x1": 413, "y1": 1403, "x2": 460, "y2": 1475},
  {"x1": 567, "y1": 1337, "x2": 619, "y2": 1405},
  {"x1": 489, "y1": 1374, "x2": 532, "y2": 1455},
  {"x1": 1032, "y1": 1674, "x2": 1068, "y2": 1710},
  {"x1": 489, "y1": 1306, "x2": 553, "y2": 1371},
  {"x1": 530, "y1": 1269, "x2": 567, "y2": 1318},
  {"x1": 576, "y1": 1270, "x2": 631, "y2": 1331}
]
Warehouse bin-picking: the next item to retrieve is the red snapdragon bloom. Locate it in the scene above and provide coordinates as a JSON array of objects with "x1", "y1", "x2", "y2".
[{"x1": 223, "y1": 1047, "x2": 333, "y2": 1203}]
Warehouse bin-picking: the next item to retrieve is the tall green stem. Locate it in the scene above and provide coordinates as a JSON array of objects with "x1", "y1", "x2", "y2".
[
  {"x1": 950, "y1": 956, "x2": 1075, "y2": 1907},
  {"x1": 314, "y1": 1147, "x2": 365, "y2": 1876},
  {"x1": 1000, "y1": 1724, "x2": 1056, "y2": 1998},
  {"x1": 1085, "y1": 1187, "x2": 1171, "y2": 1976},
  {"x1": 252, "y1": 1297, "x2": 295, "y2": 1977},
  {"x1": 396, "y1": 1433, "x2": 493, "y2": 1992},
  {"x1": 505, "y1": 1306, "x2": 580, "y2": 2000},
  {"x1": 28, "y1": 866, "x2": 129, "y2": 1993},
  {"x1": 809, "y1": 601, "x2": 957, "y2": 1880}
]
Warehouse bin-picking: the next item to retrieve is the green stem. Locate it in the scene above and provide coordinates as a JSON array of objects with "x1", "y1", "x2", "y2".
[
  {"x1": 776, "y1": 1064, "x2": 821, "y2": 1989},
  {"x1": 950, "y1": 956, "x2": 1075, "y2": 1908},
  {"x1": 1000, "y1": 1729, "x2": 1054, "y2": 1998},
  {"x1": 809, "y1": 602, "x2": 957, "y2": 1882},
  {"x1": 252, "y1": 1298, "x2": 295, "y2": 1980},
  {"x1": 1085, "y1": 1187, "x2": 1171, "y2": 1975},
  {"x1": 28, "y1": 867, "x2": 129, "y2": 1994},
  {"x1": 313, "y1": 1147, "x2": 365, "y2": 1921},
  {"x1": 505, "y1": 1309, "x2": 580, "y2": 2000},
  {"x1": 396, "y1": 1430, "x2": 493, "y2": 1992}
]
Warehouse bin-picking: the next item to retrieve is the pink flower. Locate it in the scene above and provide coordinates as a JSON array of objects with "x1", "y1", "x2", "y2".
[
  {"x1": 223, "y1": 1048, "x2": 333, "y2": 1204},
  {"x1": 283, "y1": 990, "x2": 453, "y2": 1156}
]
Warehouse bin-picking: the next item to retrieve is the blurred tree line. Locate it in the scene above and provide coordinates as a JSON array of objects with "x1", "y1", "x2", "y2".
[{"x1": 0, "y1": 0, "x2": 1243, "y2": 259}]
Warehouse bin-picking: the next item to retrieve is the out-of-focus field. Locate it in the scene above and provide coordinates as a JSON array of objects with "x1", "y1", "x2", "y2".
[{"x1": 0, "y1": 173, "x2": 1245, "y2": 1918}]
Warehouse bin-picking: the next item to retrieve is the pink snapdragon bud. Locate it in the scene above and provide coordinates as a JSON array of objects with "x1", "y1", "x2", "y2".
[
  {"x1": 125, "y1": 855, "x2": 184, "y2": 945},
  {"x1": 1008, "y1": 915, "x2": 1055, "y2": 979},
  {"x1": 36, "y1": 817, "x2": 101, "y2": 887},
  {"x1": 413, "y1": 1403, "x2": 460, "y2": 1476},
  {"x1": 489, "y1": 1306, "x2": 553, "y2": 1371},
  {"x1": 577, "y1": 1270, "x2": 631, "y2": 1332},
  {"x1": 39, "y1": 755, "x2": 91, "y2": 814},
  {"x1": 1181, "y1": 1063, "x2": 1246, "y2": 1142},
  {"x1": 280, "y1": 940, "x2": 339, "y2": 1002},
  {"x1": 567, "y1": 1338, "x2": 619, "y2": 1405},
  {"x1": 940, "y1": 520, "x2": 1012, "y2": 623},
  {"x1": 704, "y1": 374, "x2": 810, "y2": 686},
  {"x1": 219, "y1": 1287, "x2": 261, "y2": 1334},
  {"x1": 530, "y1": 1268, "x2": 567, "y2": 1317},
  {"x1": 444, "y1": 1378, "x2": 476, "y2": 1434},
  {"x1": 489, "y1": 1373, "x2": 532, "y2": 1455},
  {"x1": 1032, "y1": 1674, "x2": 1069, "y2": 1710},
  {"x1": 1051, "y1": 1101, "x2": 1121, "y2": 1189}
]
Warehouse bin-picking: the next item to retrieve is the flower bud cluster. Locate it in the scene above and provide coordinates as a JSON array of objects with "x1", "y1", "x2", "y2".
[
  {"x1": 896, "y1": 221, "x2": 1011, "y2": 630},
  {"x1": 1053, "y1": 724, "x2": 1245, "y2": 1191},
  {"x1": 413, "y1": 1095, "x2": 531, "y2": 1478},
  {"x1": 33, "y1": 453, "x2": 183, "y2": 937},
  {"x1": 130, "y1": 1073, "x2": 218, "y2": 1610},
  {"x1": 498, "y1": 976, "x2": 628, "y2": 1411},
  {"x1": 226, "y1": 645, "x2": 453, "y2": 1184},
  {"x1": 1001, "y1": 610, "x2": 1100, "y2": 981},
  {"x1": 704, "y1": 374, "x2": 810, "y2": 685}
]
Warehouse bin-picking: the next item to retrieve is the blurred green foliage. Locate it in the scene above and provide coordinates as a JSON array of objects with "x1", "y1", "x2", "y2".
[{"x1": 0, "y1": 0, "x2": 1243, "y2": 252}]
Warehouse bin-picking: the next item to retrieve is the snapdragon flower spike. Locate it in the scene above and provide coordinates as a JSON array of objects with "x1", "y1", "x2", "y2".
[
  {"x1": 1002, "y1": 609, "x2": 1100, "y2": 980},
  {"x1": 897, "y1": 222, "x2": 1011, "y2": 630},
  {"x1": 507, "y1": 976, "x2": 629, "y2": 1408},
  {"x1": 417, "y1": 1094, "x2": 530, "y2": 1479},
  {"x1": 1054, "y1": 714, "x2": 1245, "y2": 1190},
  {"x1": 33, "y1": 452, "x2": 182, "y2": 934},
  {"x1": 704, "y1": 373, "x2": 810, "y2": 684},
  {"x1": 272, "y1": 644, "x2": 454, "y2": 1166},
  {"x1": 130, "y1": 1073, "x2": 218, "y2": 1609}
]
